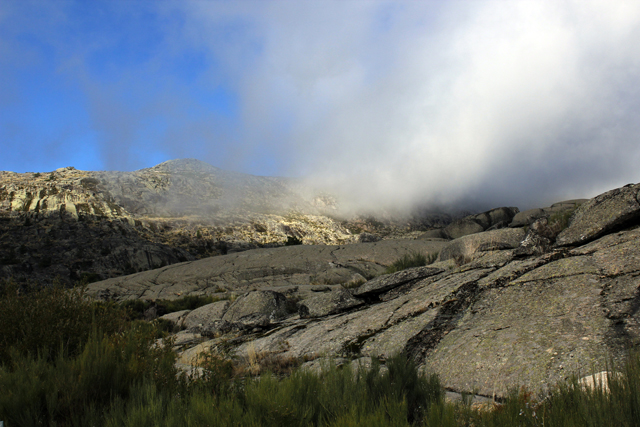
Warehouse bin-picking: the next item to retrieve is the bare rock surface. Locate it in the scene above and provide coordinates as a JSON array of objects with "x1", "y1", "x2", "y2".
[
  {"x1": 183, "y1": 300, "x2": 230, "y2": 329},
  {"x1": 438, "y1": 228, "x2": 525, "y2": 262},
  {"x1": 222, "y1": 290, "x2": 289, "y2": 327},
  {"x1": 85, "y1": 239, "x2": 447, "y2": 301},
  {"x1": 133, "y1": 182, "x2": 640, "y2": 400},
  {"x1": 556, "y1": 185, "x2": 640, "y2": 246},
  {"x1": 298, "y1": 288, "x2": 364, "y2": 318},
  {"x1": 352, "y1": 265, "x2": 444, "y2": 297}
]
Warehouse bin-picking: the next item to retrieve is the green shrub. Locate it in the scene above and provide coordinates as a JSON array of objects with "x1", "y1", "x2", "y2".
[
  {"x1": 0, "y1": 280, "x2": 129, "y2": 365},
  {"x1": 160, "y1": 294, "x2": 223, "y2": 312},
  {"x1": 285, "y1": 235, "x2": 303, "y2": 246},
  {"x1": 119, "y1": 294, "x2": 225, "y2": 320},
  {"x1": 0, "y1": 323, "x2": 178, "y2": 426},
  {"x1": 548, "y1": 205, "x2": 581, "y2": 236}
]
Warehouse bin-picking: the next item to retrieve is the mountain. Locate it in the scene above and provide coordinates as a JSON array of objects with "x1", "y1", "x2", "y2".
[
  {"x1": 0, "y1": 159, "x2": 453, "y2": 286},
  {"x1": 86, "y1": 182, "x2": 640, "y2": 399}
]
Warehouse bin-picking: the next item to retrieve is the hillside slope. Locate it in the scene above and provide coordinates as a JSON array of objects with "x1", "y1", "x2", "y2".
[{"x1": 87, "y1": 182, "x2": 640, "y2": 398}]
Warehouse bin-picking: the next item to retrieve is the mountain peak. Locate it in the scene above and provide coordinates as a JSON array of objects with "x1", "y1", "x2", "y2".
[{"x1": 150, "y1": 158, "x2": 220, "y2": 173}]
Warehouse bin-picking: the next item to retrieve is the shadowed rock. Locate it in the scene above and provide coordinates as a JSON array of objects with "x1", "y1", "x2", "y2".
[
  {"x1": 443, "y1": 207, "x2": 519, "y2": 239},
  {"x1": 183, "y1": 300, "x2": 231, "y2": 330},
  {"x1": 159, "y1": 309, "x2": 191, "y2": 329},
  {"x1": 1, "y1": 160, "x2": 457, "y2": 286},
  {"x1": 222, "y1": 290, "x2": 289, "y2": 327}
]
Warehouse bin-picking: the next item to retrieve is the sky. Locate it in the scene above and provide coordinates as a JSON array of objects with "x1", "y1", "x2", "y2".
[{"x1": 1, "y1": 0, "x2": 640, "y2": 211}]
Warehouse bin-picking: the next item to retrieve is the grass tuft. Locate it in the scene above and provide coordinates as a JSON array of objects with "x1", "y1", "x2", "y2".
[{"x1": 385, "y1": 251, "x2": 438, "y2": 274}]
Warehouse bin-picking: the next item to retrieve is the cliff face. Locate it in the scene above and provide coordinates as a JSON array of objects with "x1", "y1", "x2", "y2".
[{"x1": 0, "y1": 159, "x2": 451, "y2": 286}]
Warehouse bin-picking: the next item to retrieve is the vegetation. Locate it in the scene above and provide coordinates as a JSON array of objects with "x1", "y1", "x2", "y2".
[
  {"x1": 3, "y1": 279, "x2": 640, "y2": 426},
  {"x1": 285, "y1": 235, "x2": 303, "y2": 246},
  {"x1": 343, "y1": 278, "x2": 367, "y2": 289},
  {"x1": 548, "y1": 205, "x2": 581, "y2": 236},
  {"x1": 120, "y1": 294, "x2": 228, "y2": 319},
  {"x1": 385, "y1": 251, "x2": 438, "y2": 274}
]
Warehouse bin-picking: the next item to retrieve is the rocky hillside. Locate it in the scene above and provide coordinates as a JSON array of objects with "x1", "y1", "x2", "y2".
[
  {"x1": 0, "y1": 159, "x2": 453, "y2": 285},
  {"x1": 85, "y1": 183, "x2": 640, "y2": 398}
]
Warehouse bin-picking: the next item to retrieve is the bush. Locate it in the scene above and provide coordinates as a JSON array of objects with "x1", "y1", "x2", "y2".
[
  {"x1": 285, "y1": 236, "x2": 303, "y2": 246},
  {"x1": 119, "y1": 294, "x2": 226, "y2": 320},
  {"x1": 548, "y1": 205, "x2": 581, "y2": 236},
  {"x1": 0, "y1": 323, "x2": 178, "y2": 426},
  {"x1": 0, "y1": 280, "x2": 129, "y2": 365}
]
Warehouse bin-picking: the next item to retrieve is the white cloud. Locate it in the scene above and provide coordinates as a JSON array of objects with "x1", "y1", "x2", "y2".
[
  {"x1": 184, "y1": 0, "x2": 638, "y2": 211},
  {"x1": 6, "y1": 0, "x2": 639, "y2": 212}
]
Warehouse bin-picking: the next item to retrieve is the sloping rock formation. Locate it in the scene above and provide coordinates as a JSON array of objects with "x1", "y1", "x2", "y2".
[
  {"x1": 89, "y1": 182, "x2": 640, "y2": 399},
  {"x1": 85, "y1": 239, "x2": 448, "y2": 301}
]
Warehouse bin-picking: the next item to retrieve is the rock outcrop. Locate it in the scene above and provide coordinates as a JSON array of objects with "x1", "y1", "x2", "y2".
[
  {"x1": 442, "y1": 207, "x2": 519, "y2": 239},
  {"x1": 88, "y1": 182, "x2": 640, "y2": 399}
]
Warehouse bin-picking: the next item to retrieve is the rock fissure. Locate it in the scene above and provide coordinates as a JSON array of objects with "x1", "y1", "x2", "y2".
[{"x1": 405, "y1": 280, "x2": 483, "y2": 364}]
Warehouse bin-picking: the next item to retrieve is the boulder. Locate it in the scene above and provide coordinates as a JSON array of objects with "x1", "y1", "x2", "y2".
[
  {"x1": 444, "y1": 207, "x2": 519, "y2": 239},
  {"x1": 509, "y1": 208, "x2": 545, "y2": 228},
  {"x1": 222, "y1": 290, "x2": 289, "y2": 327},
  {"x1": 443, "y1": 219, "x2": 484, "y2": 240},
  {"x1": 183, "y1": 300, "x2": 231, "y2": 330},
  {"x1": 513, "y1": 217, "x2": 556, "y2": 257},
  {"x1": 474, "y1": 207, "x2": 519, "y2": 230},
  {"x1": 298, "y1": 288, "x2": 364, "y2": 318},
  {"x1": 439, "y1": 228, "x2": 525, "y2": 262},
  {"x1": 357, "y1": 232, "x2": 381, "y2": 243},
  {"x1": 556, "y1": 185, "x2": 640, "y2": 247}
]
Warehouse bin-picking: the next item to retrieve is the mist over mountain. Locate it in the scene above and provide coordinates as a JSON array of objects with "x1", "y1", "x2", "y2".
[{"x1": 0, "y1": 159, "x2": 456, "y2": 286}]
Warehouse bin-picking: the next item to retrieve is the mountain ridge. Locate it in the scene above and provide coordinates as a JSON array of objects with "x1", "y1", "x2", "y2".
[{"x1": 0, "y1": 159, "x2": 454, "y2": 286}]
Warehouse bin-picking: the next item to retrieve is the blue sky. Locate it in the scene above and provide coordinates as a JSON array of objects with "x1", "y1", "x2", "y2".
[{"x1": 1, "y1": 1, "x2": 640, "y2": 210}]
